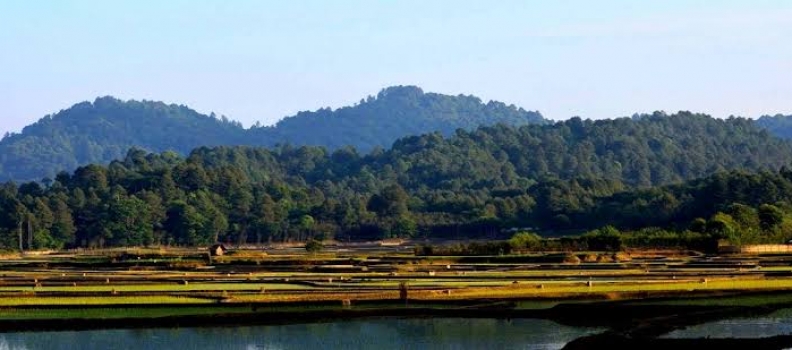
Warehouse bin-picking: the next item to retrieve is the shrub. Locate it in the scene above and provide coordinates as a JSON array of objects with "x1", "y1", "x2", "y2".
[
  {"x1": 595, "y1": 254, "x2": 613, "y2": 263},
  {"x1": 563, "y1": 254, "x2": 581, "y2": 265},
  {"x1": 584, "y1": 226, "x2": 623, "y2": 251},
  {"x1": 509, "y1": 232, "x2": 542, "y2": 251},
  {"x1": 305, "y1": 240, "x2": 324, "y2": 254},
  {"x1": 612, "y1": 252, "x2": 631, "y2": 262}
]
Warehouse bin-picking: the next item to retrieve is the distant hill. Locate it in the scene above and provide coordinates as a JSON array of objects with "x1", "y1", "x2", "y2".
[
  {"x1": 248, "y1": 86, "x2": 545, "y2": 150},
  {"x1": 755, "y1": 114, "x2": 792, "y2": 139},
  {"x1": 0, "y1": 97, "x2": 247, "y2": 182},
  {"x1": 186, "y1": 112, "x2": 792, "y2": 191},
  {"x1": 0, "y1": 86, "x2": 545, "y2": 182}
]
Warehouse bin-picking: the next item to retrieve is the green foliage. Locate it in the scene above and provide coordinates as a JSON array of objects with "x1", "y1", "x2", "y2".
[
  {"x1": 367, "y1": 184, "x2": 409, "y2": 217},
  {"x1": 0, "y1": 87, "x2": 545, "y2": 182},
  {"x1": 103, "y1": 193, "x2": 154, "y2": 247},
  {"x1": 250, "y1": 86, "x2": 545, "y2": 152},
  {"x1": 305, "y1": 239, "x2": 324, "y2": 253},
  {"x1": 415, "y1": 241, "x2": 511, "y2": 256},
  {"x1": 583, "y1": 226, "x2": 623, "y2": 251},
  {"x1": 509, "y1": 232, "x2": 542, "y2": 251},
  {"x1": 620, "y1": 228, "x2": 712, "y2": 251},
  {"x1": 759, "y1": 204, "x2": 784, "y2": 231},
  {"x1": 756, "y1": 114, "x2": 792, "y2": 139},
  {"x1": 1, "y1": 110, "x2": 792, "y2": 248},
  {"x1": 391, "y1": 217, "x2": 418, "y2": 238},
  {"x1": 0, "y1": 98, "x2": 244, "y2": 182}
]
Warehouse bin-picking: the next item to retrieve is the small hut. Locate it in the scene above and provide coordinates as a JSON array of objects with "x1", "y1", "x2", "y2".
[{"x1": 209, "y1": 244, "x2": 227, "y2": 256}]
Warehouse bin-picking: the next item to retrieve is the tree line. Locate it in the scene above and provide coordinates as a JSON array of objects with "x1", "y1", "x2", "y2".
[{"x1": 2, "y1": 113, "x2": 792, "y2": 250}]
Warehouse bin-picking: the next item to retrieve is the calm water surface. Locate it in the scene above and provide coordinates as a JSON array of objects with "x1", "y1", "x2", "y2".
[
  {"x1": 664, "y1": 308, "x2": 792, "y2": 339},
  {"x1": 0, "y1": 318, "x2": 602, "y2": 350}
]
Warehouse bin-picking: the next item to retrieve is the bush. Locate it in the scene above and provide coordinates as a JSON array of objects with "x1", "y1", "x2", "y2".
[
  {"x1": 582, "y1": 254, "x2": 598, "y2": 263},
  {"x1": 509, "y1": 232, "x2": 542, "y2": 251},
  {"x1": 584, "y1": 226, "x2": 623, "y2": 251},
  {"x1": 595, "y1": 254, "x2": 613, "y2": 263},
  {"x1": 412, "y1": 242, "x2": 510, "y2": 256},
  {"x1": 562, "y1": 254, "x2": 581, "y2": 265},
  {"x1": 612, "y1": 252, "x2": 631, "y2": 262},
  {"x1": 305, "y1": 240, "x2": 324, "y2": 253}
]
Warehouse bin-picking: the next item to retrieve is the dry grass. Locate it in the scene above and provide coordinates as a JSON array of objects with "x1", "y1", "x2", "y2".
[
  {"x1": 406, "y1": 278, "x2": 792, "y2": 300},
  {"x1": 0, "y1": 249, "x2": 790, "y2": 310},
  {"x1": 228, "y1": 291, "x2": 402, "y2": 303}
]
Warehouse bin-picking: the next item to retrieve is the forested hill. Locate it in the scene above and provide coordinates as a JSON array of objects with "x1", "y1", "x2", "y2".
[
  {"x1": 248, "y1": 86, "x2": 545, "y2": 151},
  {"x1": 0, "y1": 86, "x2": 545, "y2": 182},
  {"x1": 379, "y1": 112, "x2": 792, "y2": 188},
  {"x1": 2, "y1": 112, "x2": 792, "y2": 249},
  {"x1": 756, "y1": 114, "x2": 792, "y2": 139},
  {"x1": 0, "y1": 98, "x2": 247, "y2": 183}
]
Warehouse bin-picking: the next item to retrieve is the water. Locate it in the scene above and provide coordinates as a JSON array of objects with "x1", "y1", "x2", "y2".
[
  {"x1": 664, "y1": 308, "x2": 792, "y2": 339},
  {"x1": 0, "y1": 318, "x2": 601, "y2": 350}
]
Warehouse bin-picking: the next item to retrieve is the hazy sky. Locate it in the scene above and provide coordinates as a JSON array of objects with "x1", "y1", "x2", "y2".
[{"x1": 1, "y1": 0, "x2": 791, "y2": 135}]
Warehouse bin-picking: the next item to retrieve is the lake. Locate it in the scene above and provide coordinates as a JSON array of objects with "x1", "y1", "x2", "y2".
[{"x1": 0, "y1": 318, "x2": 602, "y2": 350}]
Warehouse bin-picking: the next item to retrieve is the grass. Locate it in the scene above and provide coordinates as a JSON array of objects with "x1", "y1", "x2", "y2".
[
  {"x1": 0, "y1": 283, "x2": 313, "y2": 293},
  {"x1": 0, "y1": 277, "x2": 771, "y2": 306},
  {"x1": 0, "y1": 296, "x2": 214, "y2": 306},
  {"x1": 1, "y1": 249, "x2": 792, "y2": 312},
  {"x1": 753, "y1": 266, "x2": 792, "y2": 271},
  {"x1": 629, "y1": 293, "x2": 792, "y2": 307},
  {"x1": 403, "y1": 278, "x2": 792, "y2": 300},
  {"x1": 0, "y1": 301, "x2": 511, "y2": 321},
  {"x1": 228, "y1": 291, "x2": 402, "y2": 303},
  {"x1": 0, "y1": 306, "x2": 252, "y2": 319},
  {"x1": 219, "y1": 279, "x2": 792, "y2": 303}
]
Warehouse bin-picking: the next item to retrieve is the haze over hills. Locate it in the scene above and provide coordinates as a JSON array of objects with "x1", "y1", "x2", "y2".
[{"x1": 0, "y1": 86, "x2": 544, "y2": 182}]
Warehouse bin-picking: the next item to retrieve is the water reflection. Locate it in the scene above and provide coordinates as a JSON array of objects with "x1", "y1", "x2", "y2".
[
  {"x1": 664, "y1": 308, "x2": 792, "y2": 339},
  {"x1": 0, "y1": 318, "x2": 602, "y2": 350}
]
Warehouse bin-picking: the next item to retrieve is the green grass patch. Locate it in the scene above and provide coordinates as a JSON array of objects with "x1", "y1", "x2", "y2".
[
  {"x1": 0, "y1": 306, "x2": 250, "y2": 319},
  {"x1": 629, "y1": 293, "x2": 792, "y2": 307},
  {"x1": 0, "y1": 283, "x2": 313, "y2": 293},
  {"x1": 0, "y1": 296, "x2": 213, "y2": 306}
]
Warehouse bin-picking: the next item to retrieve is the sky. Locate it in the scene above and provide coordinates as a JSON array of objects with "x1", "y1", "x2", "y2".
[{"x1": 1, "y1": 0, "x2": 791, "y2": 135}]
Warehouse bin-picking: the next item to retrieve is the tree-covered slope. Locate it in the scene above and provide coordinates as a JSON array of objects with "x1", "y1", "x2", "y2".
[
  {"x1": 248, "y1": 85, "x2": 545, "y2": 151},
  {"x1": 0, "y1": 86, "x2": 545, "y2": 182},
  {"x1": 0, "y1": 97, "x2": 247, "y2": 182},
  {"x1": 379, "y1": 112, "x2": 792, "y2": 188},
  {"x1": 2, "y1": 112, "x2": 792, "y2": 249},
  {"x1": 756, "y1": 114, "x2": 792, "y2": 139}
]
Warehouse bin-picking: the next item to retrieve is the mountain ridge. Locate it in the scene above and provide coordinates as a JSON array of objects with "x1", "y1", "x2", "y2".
[
  {"x1": 0, "y1": 86, "x2": 545, "y2": 182},
  {"x1": 4, "y1": 85, "x2": 792, "y2": 184}
]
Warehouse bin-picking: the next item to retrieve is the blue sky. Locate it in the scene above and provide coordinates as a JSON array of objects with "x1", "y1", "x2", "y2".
[{"x1": 1, "y1": 0, "x2": 791, "y2": 135}]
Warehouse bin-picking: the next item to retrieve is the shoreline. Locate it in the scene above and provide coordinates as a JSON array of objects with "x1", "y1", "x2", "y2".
[
  {"x1": 0, "y1": 290, "x2": 787, "y2": 331},
  {"x1": 1, "y1": 297, "x2": 791, "y2": 350}
]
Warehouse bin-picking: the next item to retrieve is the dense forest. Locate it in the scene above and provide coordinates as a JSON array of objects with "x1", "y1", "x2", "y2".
[
  {"x1": 248, "y1": 86, "x2": 545, "y2": 151},
  {"x1": 756, "y1": 114, "x2": 792, "y2": 139},
  {"x1": 1, "y1": 112, "x2": 792, "y2": 250},
  {"x1": 0, "y1": 86, "x2": 544, "y2": 182},
  {"x1": 0, "y1": 98, "x2": 246, "y2": 183}
]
